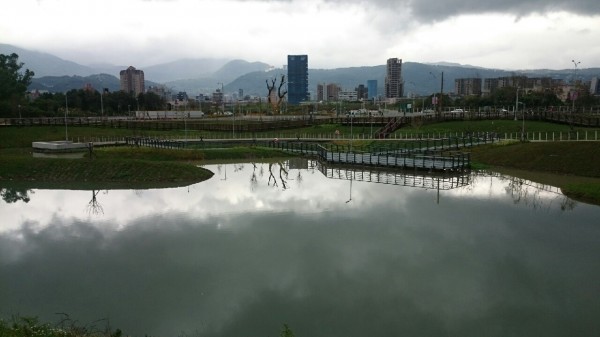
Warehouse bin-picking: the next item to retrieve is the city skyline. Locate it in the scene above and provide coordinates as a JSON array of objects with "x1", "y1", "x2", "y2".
[{"x1": 1, "y1": 0, "x2": 599, "y2": 71}]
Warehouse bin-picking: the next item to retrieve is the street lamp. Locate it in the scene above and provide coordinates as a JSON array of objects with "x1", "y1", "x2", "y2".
[
  {"x1": 65, "y1": 93, "x2": 69, "y2": 141},
  {"x1": 218, "y1": 82, "x2": 234, "y2": 138},
  {"x1": 100, "y1": 90, "x2": 104, "y2": 119},
  {"x1": 571, "y1": 60, "x2": 581, "y2": 116},
  {"x1": 514, "y1": 87, "x2": 519, "y2": 121},
  {"x1": 517, "y1": 101, "x2": 525, "y2": 141}
]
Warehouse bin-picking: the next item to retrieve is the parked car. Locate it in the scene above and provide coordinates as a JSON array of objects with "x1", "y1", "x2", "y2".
[{"x1": 450, "y1": 109, "x2": 464, "y2": 113}]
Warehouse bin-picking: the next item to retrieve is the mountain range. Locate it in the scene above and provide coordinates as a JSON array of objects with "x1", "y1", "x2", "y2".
[{"x1": 2, "y1": 43, "x2": 599, "y2": 98}]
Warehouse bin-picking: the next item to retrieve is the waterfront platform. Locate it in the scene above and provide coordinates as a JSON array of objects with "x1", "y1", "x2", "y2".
[{"x1": 32, "y1": 140, "x2": 88, "y2": 152}]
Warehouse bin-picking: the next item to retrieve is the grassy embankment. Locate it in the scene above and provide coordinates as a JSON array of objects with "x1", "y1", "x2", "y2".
[
  {"x1": 468, "y1": 141, "x2": 600, "y2": 204},
  {"x1": 0, "y1": 126, "x2": 290, "y2": 189},
  {"x1": 397, "y1": 120, "x2": 600, "y2": 204}
]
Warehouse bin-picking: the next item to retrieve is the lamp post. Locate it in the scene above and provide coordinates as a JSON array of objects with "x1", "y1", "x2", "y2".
[
  {"x1": 18, "y1": 104, "x2": 21, "y2": 123},
  {"x1": 183, "y1": 101, "x2": 188, "y2": 147},
  {"x1": 514, "y1": 87, "x2": 519, "y2": 121},
  {"x1": 517, "y1": 101, "x2": 525, "y2": 141},
  {"x1": 100, "y1": 90, "x2": 104, "y2": 120},
  {"x1": 522, "y1": 102, "x2": 526, "y2": 142},
  {"x1": 219, "y1": 82, "x2": 233, "y2": 138},
  {"x1": 65, "y1": 93, "x2": 69, "y2": 141},
  {"x1": 429, "y1": 71, "x2": 444, "y2": 118},
  {"x1": 571, "y1": 60, "x2": 580, "y2": 116}
]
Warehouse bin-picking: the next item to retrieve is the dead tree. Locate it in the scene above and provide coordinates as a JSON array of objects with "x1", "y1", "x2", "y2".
[{"x1": 266, "y1": 74, "x2": 288, "y2": 114}]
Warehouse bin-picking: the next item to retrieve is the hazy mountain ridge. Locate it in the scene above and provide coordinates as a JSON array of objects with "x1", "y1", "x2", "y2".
[
  {"x1": 3, "y1": 43, "x2": 599, "y2": 97},
  {"x1": 0, "y1": 43, "x2": 96, "y2": 77}
]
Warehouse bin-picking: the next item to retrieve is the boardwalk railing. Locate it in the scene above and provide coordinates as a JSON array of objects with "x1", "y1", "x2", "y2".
[
  {"x1": 268, "y1": 140, "x2": 473, "y2": 171},
  {"x1": 125, "y1": 137, "x2": 186, "y2": 149}
]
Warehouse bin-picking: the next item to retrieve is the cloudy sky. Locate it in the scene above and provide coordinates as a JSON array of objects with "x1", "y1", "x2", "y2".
[{"x1": 1, "y1": 0, "x2": 599, "y2": 70}]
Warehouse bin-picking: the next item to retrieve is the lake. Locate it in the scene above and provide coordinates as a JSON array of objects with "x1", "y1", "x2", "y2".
[{"x1": 1, "y1": 159, "x2": 599, "y2": 337}]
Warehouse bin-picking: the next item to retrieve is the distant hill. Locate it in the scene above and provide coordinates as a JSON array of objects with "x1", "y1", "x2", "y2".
[
  {"x1": 163, "y1": 59, "x2": 272, "y2": 94},
  {"x1": 212, "y1": 59, "x2": 271, "y2": 83},
  {"x1": 143, "y1": 58, "x2": 230, "y2": 83},
  {"x1": 4, "y1": 43, "x2": 599, "y2": 97},
  {"x1": 0, "y1": 43, "x2": 95, "y2": 77}
]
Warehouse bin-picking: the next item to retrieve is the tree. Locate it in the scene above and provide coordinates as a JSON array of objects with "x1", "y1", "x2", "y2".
[
  {"x1": 0, "y1": 53, "x2": 34, "y2": 117},
  {"x1": 266, "y1": 74, "x2": 288, "y2": 114}
]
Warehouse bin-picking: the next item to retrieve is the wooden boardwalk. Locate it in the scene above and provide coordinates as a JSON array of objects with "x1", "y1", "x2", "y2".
[{"x1": 268, "y1": 139, "x2": 477, "y2": 171}]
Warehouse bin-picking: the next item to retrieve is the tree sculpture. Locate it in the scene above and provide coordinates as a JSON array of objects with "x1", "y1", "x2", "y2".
[{"x1": 266, "y1": 74, "x2": 288, "y2": 114}]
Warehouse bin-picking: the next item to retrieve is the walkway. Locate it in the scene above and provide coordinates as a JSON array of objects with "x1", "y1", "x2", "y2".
[{"x1": 267, "y1": 137, "x2": 490, "y2": 171}]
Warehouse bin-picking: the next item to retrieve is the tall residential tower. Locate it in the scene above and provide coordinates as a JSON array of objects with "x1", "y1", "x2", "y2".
[
  {"x1": 120, "y1": 66, "x2": 145, "y2": 96},
  {"x1": 385, "y1": 58, "x2": 403, "y2": 100}
]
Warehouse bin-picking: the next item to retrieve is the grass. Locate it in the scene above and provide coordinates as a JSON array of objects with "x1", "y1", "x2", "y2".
[
  {"x1": 469, "y1": 141, "x2": 600, "y2": 178},
  {"x1": 469, "y1": 141, "x2": 600, "y2": 204}
]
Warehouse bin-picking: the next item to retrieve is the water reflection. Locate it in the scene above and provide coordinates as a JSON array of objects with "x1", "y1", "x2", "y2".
[
  {"x1": 0, "y1": 187, "x2": 33, "y2": 203},
  {"x1": 471, "y1": 171, "x2": 577, "y2": 212},
  {"x1": 86, "y1": 190, "x2": 106, "y2": 216},
  {"x1": 1, "y1": 161, "x2": 599, "y2": 337}
]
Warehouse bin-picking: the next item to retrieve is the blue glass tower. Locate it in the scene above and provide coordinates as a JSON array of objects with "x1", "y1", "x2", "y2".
[
  {"x1": 367, "y1": 80, "x2": 378, "y2": 100},
  {"x1": 287, "y1": 55, "x2": 309, "y2": 105}
]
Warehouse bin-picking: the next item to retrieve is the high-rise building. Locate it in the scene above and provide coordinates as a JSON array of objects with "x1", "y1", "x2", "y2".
[
  {"x1": 385, "y1": 58, "x2": 403, "y2": 99},
  {"x1": 287, "y1": 55, "x2": 309, "y2": 105},
  {"x1": 455, "y1": 78, "x2": 482, "y2": 96},
  {"x1": 119, "y1": 66, "x2": 145, "y2": 96},
  {"x1": 317, "y1": 84, "x2": 325, "y2": 101},
  {"x1": 326, "y1": 83, "x2": 340, "y2": 101},
  {"x1": 356, "y1": 84, "x2": 368, "y2": 100},
  {"x1": 367, "y1": 80, "x2": 378, "y2": 100},
  {"x1": 590, "y1": 77, "x2": 600, "y2": 96}
]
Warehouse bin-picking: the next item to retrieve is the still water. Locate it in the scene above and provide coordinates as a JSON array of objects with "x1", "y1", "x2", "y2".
[{"x1": 1, "y1": 159, "x2": 599, "y2": 337}]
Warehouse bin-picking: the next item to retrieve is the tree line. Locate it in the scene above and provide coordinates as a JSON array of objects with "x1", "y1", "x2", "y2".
[{"x1": 26, "y1": 90, "x2": 166, "y2": 118}]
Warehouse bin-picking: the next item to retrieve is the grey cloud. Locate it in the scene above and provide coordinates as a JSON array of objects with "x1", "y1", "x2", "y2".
[
  {"x1": 247, "y1": 0, "x2": 600, "y2": 21},
  {"x1": 407, "y1": 0, "x2": 600, "y2": 22}
]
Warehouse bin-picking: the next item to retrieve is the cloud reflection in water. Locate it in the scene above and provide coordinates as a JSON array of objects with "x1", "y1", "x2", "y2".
[{"x1": 1, "y1": 162, "x2": 599, "y2": 337}]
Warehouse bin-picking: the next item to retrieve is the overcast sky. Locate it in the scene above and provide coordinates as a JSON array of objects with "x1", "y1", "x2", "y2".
[{"x1": 1, "y1": 0, "x2": 599, "y2": 70}]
